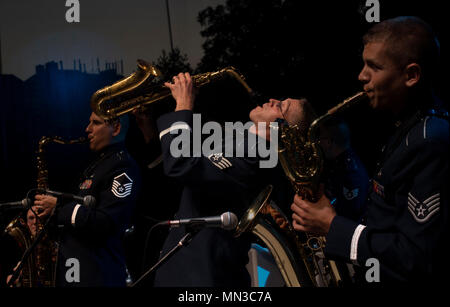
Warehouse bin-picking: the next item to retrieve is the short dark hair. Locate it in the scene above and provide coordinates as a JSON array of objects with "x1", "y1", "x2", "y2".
[
  {"x1": 290, "y1": 98, "x2": 318, "y2": 135},
  {"x1": 363, "y1": 16, "x2": 440, "y2": 85},
  {"x1": 106, "y1": 115, "x2": 129, "y2": 143}
]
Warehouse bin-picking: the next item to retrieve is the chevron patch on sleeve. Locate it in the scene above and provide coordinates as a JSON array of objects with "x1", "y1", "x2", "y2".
[
  {"x1": 407, "y1": 192, "x2": 440, "y2": 223},
  {"x1": 208, "y1": 153, "x2": 232, "y2": 170},
  {"x1": 111, "y1": 173, "x2": 133, "y2": 198}
]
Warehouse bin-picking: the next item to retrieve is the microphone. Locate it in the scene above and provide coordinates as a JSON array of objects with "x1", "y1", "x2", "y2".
[
  {"x1": 0, "y1": 198, "x2": 31, "y2": 210},
  {"x1": 166, "y1": 212, "x2": 238, "y2": 230},
  {"x1": 45, "y1": 190, "x2": 96, "y2": 207}
]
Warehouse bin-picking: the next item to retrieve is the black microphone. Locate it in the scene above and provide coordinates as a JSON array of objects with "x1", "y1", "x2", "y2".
[
  {"x1": 165, "y1": 212, "x2": 238, "y2": 230},
  {"x1": 45, "y1": 190, "x2": 96, "y2": 207},
  {"x1": 0, "y1": 198, "x2": 31, "y2": 210}
]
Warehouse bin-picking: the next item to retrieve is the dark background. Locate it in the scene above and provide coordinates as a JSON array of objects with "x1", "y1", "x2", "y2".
[
  {"x1": 2, "y1": 0, "x2": 448, "y2": 202},
  {"x1": 0, "y1": 1, "x2": 448, "y2": 281}
]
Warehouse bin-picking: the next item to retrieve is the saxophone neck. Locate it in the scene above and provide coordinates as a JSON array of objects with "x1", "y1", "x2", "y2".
[
  {"x1": 308, "y1": 91, "x2": 368, "y2": 142},
  {"x1": 36, "y1": 136, "x2": 88, "y2": 190}
]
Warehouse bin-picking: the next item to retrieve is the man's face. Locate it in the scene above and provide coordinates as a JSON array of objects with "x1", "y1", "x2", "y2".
[
  {"x1": 85, "y1": 112, "x2": 117, "y2": 152},
  {"x1": 358, "y1": 42, "x2": 408, "y2": 113},
  {"x1": 249, "y1": 98, "x2": 306, "y2": 126},
  {"x1": 27, "y1": 210, "x2": 37, "y2": 237}
]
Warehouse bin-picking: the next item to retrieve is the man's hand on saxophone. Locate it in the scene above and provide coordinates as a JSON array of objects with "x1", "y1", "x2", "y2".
[
  {"x1": 164, "y1": 72, "x2": 196, "y2": 111},
  {"x1": 291, "y1": 192, "x2": 336, "y2": 236},
  {"x1": 33, "y1": 194, "x2": 57, "y2": 219}
]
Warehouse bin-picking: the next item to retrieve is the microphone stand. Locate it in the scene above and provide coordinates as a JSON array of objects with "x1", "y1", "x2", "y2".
[
  {"x1": 130, "y1": 227, "x2": 200, "y2": 287},
  {"x1": 6, "y1": 195, "x2": 65, "y2": 287}
]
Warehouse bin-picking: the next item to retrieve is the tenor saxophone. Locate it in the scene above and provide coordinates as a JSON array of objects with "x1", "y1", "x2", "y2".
[
  {"x1": 278, "y1": 91, "x2": 368, "y2": 287},
  {"x1": 35, "y1": 136, "x2": 87, "y2": 287},
  {"x1": 90, "y1": 59, "x2": 255, "y2": 120},
  {"x1": 4, "y1": 136, "x2": 86, "y2": 287}
]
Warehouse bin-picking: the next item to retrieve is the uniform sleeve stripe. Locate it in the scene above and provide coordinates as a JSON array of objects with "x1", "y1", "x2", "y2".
[
  {"x1": 408, "y1": 193, "x2": 420, "y2": 204},
  {"x1": 159, "y1": 123, "x2": 191, "y2": 140},
  {"x1": 217, "y1": 161, "x2": 227, "y2": 168},
  {"x1": 71, "y1": 204, "x2": 81, "y2": 226},
  {"x1": 350, "y1": 224, "x2": 366, "y2": 262},
  {"x1": 408, "y1": 206, "x2": 440, "y2": 223},
  {"x1": 428, "y1": 203, "x2": 440, "y2": 211},
  {"x1": 426, "y1": 199, "x2": 440, "y2": 208},
  {"x1": 221, "y1": 157, "x2": 232, "y2": 167},
  {"x1": 423, "y1": 193, "x2": 440, "y2": 204},
  {"x1": 112, "y1": 190, "x2": 131, "y2": 198}
]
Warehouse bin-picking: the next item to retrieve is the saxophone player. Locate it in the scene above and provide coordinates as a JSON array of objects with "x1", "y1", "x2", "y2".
[
  {"x1": 291, "y1": 16, "x2": 449, "y2": 285},
  {"x1": 3, "y1": 209, "x2": 38, "y2": 287},
  {"x1": 33, "y1": 112, "x2": 141, "y2": 287},
  {"x1": 152, "y1": 72, "x2": 316, "y2": 286}
]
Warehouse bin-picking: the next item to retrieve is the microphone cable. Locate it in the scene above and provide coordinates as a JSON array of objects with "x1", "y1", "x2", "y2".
[{"x1": 141, "y1": 217, "x2": 166, "y2": 274}]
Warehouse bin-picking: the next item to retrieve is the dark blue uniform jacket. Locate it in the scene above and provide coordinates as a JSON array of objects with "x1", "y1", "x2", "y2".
[
  {"x1": 325, "y1": 109, "x2": 449, "y2": 284},
  {"x1": 324, "y1": 148, "x2": 370, "y2": 223},
  {"x1": 154, "y1": 110, "x2": 273, "y2": 287},
  {"x1": 55, "y1": 142, "x2": 140, "y2": 287}
]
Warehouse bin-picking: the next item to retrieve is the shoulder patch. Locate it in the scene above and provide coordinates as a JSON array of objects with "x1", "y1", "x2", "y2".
[
  {"x1": 208, "y1": 153, "x2": 232, "y2": 170},
  {"x1": 407, "y1": 192, "x2": 440, "y2": 223},
  {"x1": 111, "y1": 173, "x2": 133, "y2": 198},
  {"x1": 343, "y1": 186, "x2": 359, "y2": 200}
]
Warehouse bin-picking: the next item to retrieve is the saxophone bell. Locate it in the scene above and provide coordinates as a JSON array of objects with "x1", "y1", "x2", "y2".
[{"x1": 235, "y1": 185, "x2": 315, "y2": 287}]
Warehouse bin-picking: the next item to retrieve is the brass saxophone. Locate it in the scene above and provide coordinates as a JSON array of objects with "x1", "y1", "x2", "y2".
[
  {"x1": 235, "y1": 92, "x2": 368, "y2": 287},
  {"x1": 90, "y1": 59, "x2": 254, "y2": 120},
  {"x1": 35, "y1": 136, "x2": 87, "y2": 287},
  {"x1": 278, "y1": 91, "x2": 368, "y2": 287},
  {"x1": 4, "y1": 136, "x2": 86, "y2": 287},
  {"x1": 279, "y1": 92, "x2": 368, "y2": 201},
  {"x1": 4, "y1": 212, "x2": 35, "y2": 286}
]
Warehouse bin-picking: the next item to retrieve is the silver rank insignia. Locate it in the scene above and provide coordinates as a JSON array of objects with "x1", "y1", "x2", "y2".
[
  {"x1": 343, "y1": 186, "x2": 359, "y2": 200},
  {"x1": 111, "y1": 173, "x2": 133, "y2": 198},
  {"x1": 208, "y1": 153, "x2": 232, "y2": 170},
  {"x1": 407, "y1": 192, "x2": 440, "y2": 223}
]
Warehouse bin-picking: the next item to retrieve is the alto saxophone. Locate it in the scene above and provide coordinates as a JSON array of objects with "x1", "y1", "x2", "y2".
[
  {"x1": 4, "y1": 136, "x2": 86, "y2": 287},
  {"x1": 90, "y1": 59, "x2": 255, "y2": 120}
]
